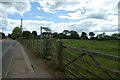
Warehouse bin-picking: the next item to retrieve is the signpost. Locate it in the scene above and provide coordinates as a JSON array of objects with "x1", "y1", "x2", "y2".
[
  {"x1": 40, "y1": 26, "x2": 42, "y2": 54},
  {"x1": 40, "y1": 26, "x2": 51, "y2": 54}
]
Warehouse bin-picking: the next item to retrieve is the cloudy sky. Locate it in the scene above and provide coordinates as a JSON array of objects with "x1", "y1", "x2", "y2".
[{"x1": 0, "y1": 0, "x2": 119, "y2": 36}]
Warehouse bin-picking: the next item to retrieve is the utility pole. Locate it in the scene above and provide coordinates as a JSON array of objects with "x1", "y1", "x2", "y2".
[
  {"x1": 40, "y1": 26, "x2": 42, "y2": 54},
  {"x1": 20, "y1": 18, "x2": 23, "y2": 37},
  {"x1": 20, "y1": 18, "x2": 23, "y2": 42}
]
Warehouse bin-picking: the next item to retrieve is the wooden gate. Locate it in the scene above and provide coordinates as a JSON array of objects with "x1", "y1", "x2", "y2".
[{"x1": 56, "y1": 40, "x2": 120, "y2": 79}]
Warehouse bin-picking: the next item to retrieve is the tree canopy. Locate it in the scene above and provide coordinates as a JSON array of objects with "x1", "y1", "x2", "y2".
[
  {"x1": 11, "y1": 27, "x2": 21, "y2": 39},
  {"x1": 89, "y1": 32, "x2": 95, "y2": 38},
  {"x1": 8, "y1": 34, "x2": 11, "y2": 38},
  {"x1": 111, "y1": 33, "x2": 120, "y2": 40},
  {"x1": 53, "y1": 32, "x2": 58, "y2": 38},
  {"x1": 23, "y1": 31, "x2": 31, "y2": 39},
  {"x1": 80, "y1": 32, "x2": 88, "y2": 40},
  {"x1": 10, "y1": 26, "x2": 120, "y2": 40},
  {"x1": 32, "y1": 31, "x2": 37, "y2": 36},
  {"x1": 69, "y1": 31, "x2": 79, "y2": 39},
  {"x1": 0, "y1": 32, "x2": 5, "y2": 39}
]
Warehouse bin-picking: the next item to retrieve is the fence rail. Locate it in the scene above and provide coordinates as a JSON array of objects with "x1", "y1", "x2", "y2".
[
  {"x1": 63, "y1": 45, "x2": 120, "y2": 61},
  {"x1": 55, "y1": 40, "x2": 120, "y2": 78},
  {"x1": 20, "y1": 39, "x2": 120, "y2": 78}
]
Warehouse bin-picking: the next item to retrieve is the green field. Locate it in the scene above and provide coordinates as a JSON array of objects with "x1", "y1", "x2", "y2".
[
  {"x1": 63, "y1": 39, "x2": 119, "y2": 56},
  {"x1": 23, "y1": 39, "x2": 119, "y2": 56},
  {"x1": 61, "y1": 39, "x2": 119, "y2": 78},
  {"x1": 22, "y1": 39, "x2": 120, "y2": 78}
]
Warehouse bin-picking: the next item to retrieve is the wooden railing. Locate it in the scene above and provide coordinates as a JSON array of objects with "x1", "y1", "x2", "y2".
[
  {"x1": 63, "y1": 45, "x2": 120, "y2": 62},
  {"x1": 21, "y1": 39, "x2": 51, "y2": 59},
  {"x1": 20, "y1": 39, "x2": 120, "y2": 78},
  {"x1": 56, "y1": 39, "x2": 120, "y2": 78}
]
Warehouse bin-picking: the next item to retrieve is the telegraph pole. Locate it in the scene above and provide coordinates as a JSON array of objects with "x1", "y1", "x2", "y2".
[
  {"x1": 20, "y1": 18, "x2": 23, "y2": 37},
  {"x1": 20, "y1": 18, "x2": 23, "y2": 42},
  {"x1": 40, "y1": 26, "x2": 42, "y2": 54}
]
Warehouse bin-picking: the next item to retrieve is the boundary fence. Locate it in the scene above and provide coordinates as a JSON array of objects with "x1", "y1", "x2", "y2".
[{"x1": 20, "y1": 39, "x2": 120, "y2": 78}]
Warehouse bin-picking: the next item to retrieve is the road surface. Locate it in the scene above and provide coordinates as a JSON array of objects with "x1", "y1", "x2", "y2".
[
  {"x1": 1, "y1": 39, "x2": 16, "y2": 78},
  {"x1": 0, "y1": 40, "x2": 2, "y2": 79},
  {"x1": 1, "y1": 39, "x2": 55, "y2": 78}
]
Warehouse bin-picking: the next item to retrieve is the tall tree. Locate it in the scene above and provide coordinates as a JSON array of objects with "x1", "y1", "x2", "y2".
[
  {"x1": 63, "y1": 30, "x2": 69, "y2": 35},
  {"x1": 8, "y1": 34, "x2": 11, "y2": 38},
  {"x1": 80, "y1": 32, "x2": 88, "y2": 40},
  {"x1": 62, "y1": 30, "x2": 70, "y2": 39},
  {"x1": 11, "y1": 27, "x2": 21, "y2": 39},
  {"x1": 2, "y1": 32, "x2": 5, "y2": 39},
  {"x1": 32, "y1": 31, "x2": 37, "y2": 38},
  {"x1": 0, "y1": 32, "x2": 5, "y2": 39},
  {"x1": 89, "y1": 32, "x2": 95, "y2": 38},
  {"x1": 69, "y1": 31, "x2": 79, "y2": 39},
  {"x1": 58, "y1": 33, "x2": 66, "y2": 39},
  {"x1": 23, "y1": 31, "x2": 31, "y2": 39},
  {"x1": 32, "y1": 31, "x2": 37, "y2": 36},
  {"x1": 53, "y1": 32, "x2": 58, "y2": 38},
  {"x1": 96, "y1": 33, "x2": 106, "y2": 40},
  {"x1": 96, "y1": 34, "x2": 103, "y2": 40},
  {"x1": 111, "y1": 33, "x2": 120, "y2": 40}
]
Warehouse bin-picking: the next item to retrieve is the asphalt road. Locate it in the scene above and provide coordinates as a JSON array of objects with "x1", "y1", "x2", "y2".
[
  {"x1": 1, "y1": 39, "x2": 54, "y2": 78},
  {"x1": 0, "y1": 40, "x2": 2, "y2": 79},
  {"x1": 1, "y1": 39, "x2": 16, "y2": 78}
]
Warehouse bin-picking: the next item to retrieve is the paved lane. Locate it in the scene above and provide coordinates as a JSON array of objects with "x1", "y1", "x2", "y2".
[
  {"x1": 0, "y1": 40, "x2": 2, "y2": 79},
  {"x1": 2, "y1": 39, "x2": 16, "y2": 78}
]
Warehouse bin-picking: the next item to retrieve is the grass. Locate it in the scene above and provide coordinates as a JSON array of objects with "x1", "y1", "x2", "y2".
[
  {"x1": 63, "y1": 39, "x2": 119, "y2": 56},
  {"x1": 22, "y1": 39, "x2": 120, "y2": 78},
  {"x1": 62, "y1": 39, "x2": 119, "y2": 78}
]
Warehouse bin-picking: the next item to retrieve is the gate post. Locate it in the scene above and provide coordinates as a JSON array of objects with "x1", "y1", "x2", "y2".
[
  {"x1": 43, "y1": 39, "x2": 51, "y2": 58},
  {"x1": 43, "y1": 39, "x2": 47, "y2": 58},
  {"x1": 56, "y1": 39, "x2": 63, "y2": 69}
]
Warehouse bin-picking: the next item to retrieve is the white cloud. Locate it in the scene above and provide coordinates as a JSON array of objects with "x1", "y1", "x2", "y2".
[
  {"x1": 36, "y1": 16, "x2": 42, "y2": 19},
  {"x1": 55, "y1": 0, "x2": 118, "y2": 35},
  {"x1": 38, "y1": 0, "x2": 119, "y2": 13},
  {"x1": 0, "y1": 0, "x2": 31, "y2": 34},
  {"x1": 0, "y1": 0, "x2": 34, "y2": 2},
  {"x1": 85, "y1": 9, "x2": 107, "y2": 19},
  {"x1": 3, "y1": 17, "x2": 118, "y2": 36},
  {"x1": 38, "y1": 0, "x2": 119, "y2": 26},
  {"x1": 0, "y1": 0, "x2": 119, "y2": 36},
  {"x1": 59, "y1": 10, "x2": 84, "y2": 20},
  {"x1": 37, "y1": 7, "x2": 41, "y2": 10},
  {"x1": 54, "y1": 18, "x2": 118, "y2": 34},
  {"x1": 0, "y1": 1, "x2": 31, "y2": 17},
  {"x1": 38, "y1": 0, "x2": 81, "y2": 13}
]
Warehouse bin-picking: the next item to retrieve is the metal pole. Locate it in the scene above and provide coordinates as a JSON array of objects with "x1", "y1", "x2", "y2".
[
  {"x1": 40, "y1": 26, "x2": 42, "y2": 54},
  {"x1": 20, "y1": 18, "x2": 22, "y2": 37},
  {"x1": 20, "y1": 18, "x2": 23, "y2": 42}
]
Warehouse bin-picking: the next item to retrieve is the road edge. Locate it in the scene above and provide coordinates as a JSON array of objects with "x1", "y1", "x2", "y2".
[{"x1": 18, "y1": 42, "x2": 34, "y2": 73}]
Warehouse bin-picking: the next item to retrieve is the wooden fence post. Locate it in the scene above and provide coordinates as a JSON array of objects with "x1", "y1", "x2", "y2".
[
  {"x1": 56, "y1": 39, "x2": 63, "y2": 68},
  {"x1": 36, "y1": 39, "x2": 38, "y2": 52},
  {"x1": 43, "y1": 39, "x2": 50, "y2": 58},
  {"x1": 32, "y1": 39, "x2": 34, "y2": 51},
  {"x1": 43, "y1": 39, "x2": 47, "y2": 58},
  {"x1": 31, "y1": 39, "x2": 32, "y2": 48},
  {"x1": 33, "y1": 39, "x2": 35, "y2": 51}
]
